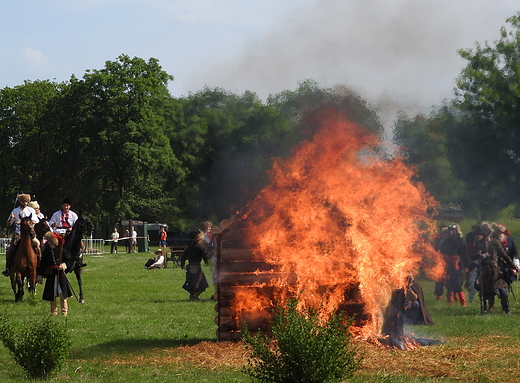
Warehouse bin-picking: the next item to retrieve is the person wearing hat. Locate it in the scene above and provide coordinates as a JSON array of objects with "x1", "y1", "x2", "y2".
[
  {"x1": 472, "y1": 222, "x2": 519, "y2": 314},
  {"x1": 37, "y1": 232, "x2": 74, "y2": 316},
  {"x1": 143, "y1": 249, "x2": 165, "y2": 269},
  {"x1": 28, "y1": 201, "x2": 45, "y2": 220},
  {"x1": 435, "y1": 223, "x2": 468, "y2": 306},
  {"x1": 180, "y1": 232, "x2": 209, "y2": 300},
  {"x1": 2, "y1": 194, "x2": 40, "y2": 277},
  {"x1": 48, "y1": 198, "x2": 78, "y2": 236}
]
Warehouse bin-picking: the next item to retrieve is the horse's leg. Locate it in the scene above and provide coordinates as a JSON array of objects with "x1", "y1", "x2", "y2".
[
  {"x1": 28, "y1": 270, "x2": 37, "y2": 294},
  {"x1": 15, "y1": 274, "x2": 24, "y2": 302},
  {"x1": 10, "y1": 274, "x2": 17, "y2": 301},
  {"x1": 75, "y1": 266, "x2": 84, "y2": 303}
]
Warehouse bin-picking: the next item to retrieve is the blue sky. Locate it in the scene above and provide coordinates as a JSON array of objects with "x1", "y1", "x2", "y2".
[{"x1": 1, "y1": 1, "x2": 519, "y2": 120}]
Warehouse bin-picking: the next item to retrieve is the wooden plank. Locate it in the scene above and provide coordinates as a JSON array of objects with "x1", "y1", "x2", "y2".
[
  {"x1": 219, "y1": 261, "x2": 278, "y2": 273},
  {"x1": 219, "y1": 272, "x2": 283, "y2": 286},
  {"x1": 217, "y1": 330, "x2": 243, "y2": 341},
  {"x1": 219, "y1": 248, "x2": 254, "y2": 261}
]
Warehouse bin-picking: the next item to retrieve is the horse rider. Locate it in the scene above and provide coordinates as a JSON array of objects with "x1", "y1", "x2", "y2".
[
  {"x1": 2, "y1": 194, "x2": 40, "y2": 276},
  {"x1": 28, "y1": 200, "x2": 45, "y2": 220},
  {"x1": 48, "y1": 198, "x2": 87, "y2": 268},
  {"x1": 48, "y1": 198, "x2": 78, "y2": 239}
]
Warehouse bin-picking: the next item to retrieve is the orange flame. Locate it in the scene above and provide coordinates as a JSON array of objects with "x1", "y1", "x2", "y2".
[{"x1": 235, "y1": 110, "x2": 444, "y2": 338}]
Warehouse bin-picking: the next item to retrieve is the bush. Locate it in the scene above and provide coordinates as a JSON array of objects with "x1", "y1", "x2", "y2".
[
  {"x1": 242, "y1": 297, "x2": 363, "y2": 383},
  {"x1": 0, "y1": 313, "x2": 71, "y2": 380}
]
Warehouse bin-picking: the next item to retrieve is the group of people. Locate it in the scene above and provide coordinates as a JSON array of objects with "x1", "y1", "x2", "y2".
[
  {"x1": 435, "y1": 221, "x2": 520, "y2": 314},
  {"x1": 4, "y1": 194, "x2": 80, "y2": 315}
]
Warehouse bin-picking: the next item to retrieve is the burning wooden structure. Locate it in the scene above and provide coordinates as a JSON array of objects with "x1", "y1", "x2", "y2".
[
  {"x1": 210, "y1": 111, "x2": 445, "y2": 344},
  {"x1": 212, "y1": 209, "x2": 371, "y2": 342}
]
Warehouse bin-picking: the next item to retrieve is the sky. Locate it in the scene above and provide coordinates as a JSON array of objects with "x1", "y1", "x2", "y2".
[{"x1": 1, "y1": 1, "x2": 519, "y2": 125}]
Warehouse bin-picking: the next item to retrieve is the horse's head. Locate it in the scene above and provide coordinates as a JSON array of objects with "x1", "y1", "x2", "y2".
[
  {"x1": 19, "y1": 215, "x2": 35, "y2": 237},
  {"x1": 76, "y1": 214, "x2": 94, "y2": 235},
  {"x1": 35, "y1": 218, "x2": 50, "y2": 235}
]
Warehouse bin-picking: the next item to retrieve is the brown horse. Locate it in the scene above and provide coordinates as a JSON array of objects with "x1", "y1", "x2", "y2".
[
  {"x1": 34, "y1": 218, "x2": 51, "y2": 248},
  {"x1": 10, "y1": 215, "x2": 39, "y2": 302}
]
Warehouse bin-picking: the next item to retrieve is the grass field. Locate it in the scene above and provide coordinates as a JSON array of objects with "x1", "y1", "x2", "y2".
[{"x1": 0, "y1": 244, "x2": 520, "y2": 382}]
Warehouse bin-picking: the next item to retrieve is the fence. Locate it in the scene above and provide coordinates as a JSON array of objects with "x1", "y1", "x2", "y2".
[
  {"x1": 0, "y1": 238, "x2": 9, "y2": 255},
  {"x1": 0, "y1": 237, "x2": 106, "y2": 255},
  {"x1": 84, "y1": 238, "x2": 105, "y2": 254}
]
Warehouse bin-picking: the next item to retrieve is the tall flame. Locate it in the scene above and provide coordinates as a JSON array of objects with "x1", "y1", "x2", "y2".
[{"x1": 237, "y1": 110, "x2": 444, "y2": 338}]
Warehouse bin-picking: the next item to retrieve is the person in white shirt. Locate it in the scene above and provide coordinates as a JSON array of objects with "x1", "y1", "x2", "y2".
[
  {"x1": 131, "y1": 227, "x2": 137, "y2": 253},
  {"x1": 143, "y1": 249, "x2": 165, "y2": 269},
  {"x1": 3, "y1": 194, "x2": 39, "y2": 276},
  {"x1": 110, "y1": 227, "x2": 120, "y2": 254},
  {"x1": 28, "y1": 201, "x2": 45, "y2": 220},
  {"x1": 48, "y1": 198, "x2": 78, "y2": 235}
]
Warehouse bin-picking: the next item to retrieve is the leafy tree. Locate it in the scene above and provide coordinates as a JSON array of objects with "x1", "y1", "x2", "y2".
[
  {"x1": 393, "y1": 107, "x2": 467, "y2": 204},
  {"x1": 178, "y1": 88, "x2": 294, "y2": 223},
  {"x1": 453, "y1": 13, "x2": 520, "y2": 216},
  {"x1": 43, "y1": 55, "x2": 186, "y2": 233},
  {"x1": 268, "y1": 79, "x2": 383, "y2": 145},
  {"x1": 0, "y1": 80, "x2": 60, "y2": 218}
]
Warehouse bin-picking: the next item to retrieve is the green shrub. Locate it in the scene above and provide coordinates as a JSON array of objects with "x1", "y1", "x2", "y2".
[
  {"x1": 242, "y1": 297, "x2": 363, "y2": 383},
  {"x1": 0, "y1": 313, "x2": 71, "y2": 380}
]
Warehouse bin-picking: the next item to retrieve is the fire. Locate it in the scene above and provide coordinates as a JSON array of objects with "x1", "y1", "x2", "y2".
[{"x1": 233, "y1": 110, "x2": 445, "y2": 339}]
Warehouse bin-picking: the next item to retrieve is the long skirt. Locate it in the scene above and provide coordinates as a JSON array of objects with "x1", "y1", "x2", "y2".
[
  {"x1": 42, "y1": 271, "x2": 72, "y2": 301},
  {"x1": 182, "y1": 265, "x2": 209, "y2": 297}
]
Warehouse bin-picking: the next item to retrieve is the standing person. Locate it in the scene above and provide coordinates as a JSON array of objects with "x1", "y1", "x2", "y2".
[
  {"x1": 493, "y1": 223, "x2": 518, "y2": 287},
  {"x1": 158, "y1": 226, "x2": 168, "y2": 255},
  {"x1": 473, "y1": 222, "x2": 518, "y2": 314},
  {"x1": 130, "y1": 226, "x2": 137, "y2": 253},
  {"x1": 465, "y1": 224, "x2": 483, "y2": 303},
  {"x1": 180, "y1": 232, "x2": 209, "y2": 300},
  {"x1": 436, "y1": 224, "x2": 468, "y2": 306},
  {"x1": 48, "y1": 198, "x2": 78, "y2": 236},
  {"x1": 36, "y1": 232, "x2": 74, "y2": 316},
  {"x1": 124, "y1": 230, "x2": 131, "y2": 253},
  {"x1": 2, "y1": 194, "x2": 39, "y2": 276},
  {"x1": 110, "y1": 228, "x2": 119, "y2": 254},
  {"x1": 28, "y1": 201, "x2": 45, "y2": 220}
]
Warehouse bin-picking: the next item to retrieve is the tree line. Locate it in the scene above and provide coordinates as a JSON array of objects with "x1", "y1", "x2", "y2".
[
  {"x1": 395, "y1": 13, "x2": 520, "y2": 219},
  {"x1": 2, "y1": 13, "x2": 519, "y2": 236},
  {"x1": 0, "y1": 57, "x2": 381, "y2": 237}
]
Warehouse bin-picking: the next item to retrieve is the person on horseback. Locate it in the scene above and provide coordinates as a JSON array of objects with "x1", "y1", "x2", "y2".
[
  {"x1": 2, "y1": 194, "x2": 40, "y2": 277},
  {"x1": 48, "y1": 198, "x2": 78, "y2": 238},
  {"x1": 28, "y1": 200, "x2": 45, "y2": 220}
]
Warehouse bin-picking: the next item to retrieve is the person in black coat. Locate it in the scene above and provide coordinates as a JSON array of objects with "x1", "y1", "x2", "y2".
[
  {"x1": 180, "y1": 232, "x2": 209, "y2": 300},
  {"x1": 403, "y1": 275, "x2": 434, "y2": 325},
  {"x1": 37, "y1": 232, "x2": 74, "y2": 316}
]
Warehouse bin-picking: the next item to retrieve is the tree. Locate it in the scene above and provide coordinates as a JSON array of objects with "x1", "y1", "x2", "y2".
[
  {"x1": 393, "y1": 107, "x2": 467, "y2": 205},
  {"x1": 0, "y1": 80, "x2": 60, "y2": 217},
  {"x1": 177, "y1": 87, "x2": 294, "y2": 223},
  {"x1": 44, "y1": 55, "x2": 185, "y2": 233},
  {"x1": 453, "y1": 13, "x2": 520, "y2": 215}
]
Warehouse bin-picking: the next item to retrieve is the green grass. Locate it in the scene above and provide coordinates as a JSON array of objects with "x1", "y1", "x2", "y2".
[{"x1": 1, "y1": 250, "x2": 520, "y2": 382}]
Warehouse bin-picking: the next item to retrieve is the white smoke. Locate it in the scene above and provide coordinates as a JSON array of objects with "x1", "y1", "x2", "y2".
[{"x1": 182, "y1": 0, "x2": 518, "y2": 122}]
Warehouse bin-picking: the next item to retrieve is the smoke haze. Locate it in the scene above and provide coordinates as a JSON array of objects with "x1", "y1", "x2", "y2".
[{"x1": 186, "y1": 0, "x2": 518, "y2": 122}]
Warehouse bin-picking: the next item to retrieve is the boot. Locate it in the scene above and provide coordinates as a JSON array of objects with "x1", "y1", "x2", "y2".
[
  {"x1": 60, "y1": 295, "x2": 68, "y2": 316},
  {"x1": 501, "y1": 296, "x2": 510, "y2": 314},
  {"x1": 457, "y1": 291, "x2": 466, "y2": 307},
  {"x1": 488, "y1": 296, "x2": 495, "y2": 311},
  {"x1": 2, "y1": 251, "x2": 12, "y2": 277},
  {"x1": 447, "y1": 292, "x2": 454, "y2": 305},
  {"x1": 50, "y1": 301, "x2": 58, "y2": 315}
]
